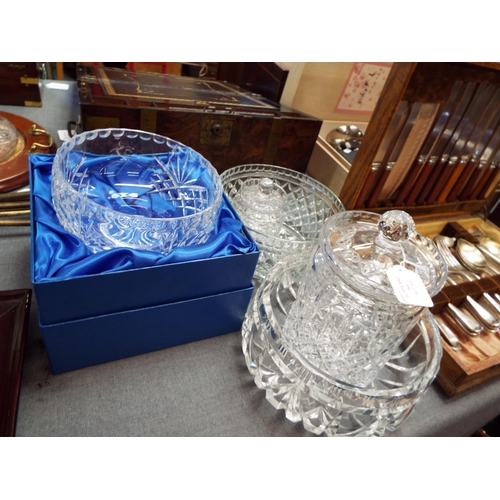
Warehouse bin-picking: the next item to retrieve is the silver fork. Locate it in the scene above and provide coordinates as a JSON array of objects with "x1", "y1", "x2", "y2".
[
  {"x1": 434, "y1": 235, "x2": 500, "y2": 333},
  {"x1": 434, "y1": 235, "x2": 480, "y2": 281}
]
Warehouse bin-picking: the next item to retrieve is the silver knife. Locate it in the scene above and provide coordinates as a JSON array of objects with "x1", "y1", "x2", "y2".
[
  {"x1": 443, "y1": 84, "x2": 500, "y2": 156},
  {"x1": 434, "y1": 315, "x2": 462, "y2": 350},
  {"x1": 394, "y1": 81, "x2": 466, "y2": 206},
  {"x1": 433, "y1": 86, "x2": 500, "y2": 204},
  {"x1": 446, "y1": 302, "x2": 483, "y2": 336},
  {"x1": 381, "y1": 102, "x2": 440, "y2": 200},
  {"x1": 416, "y1": 81, "x2": 467, "y2": 159},
  {"x1": 365, "y1": 102, "x2": 423, "y2": 206},
  {"x1": 413, "y1": 82, "x2": 478, "y2": 205},
  {"x1": 471, "y1": 145, "x2": 500, "y2": 199},
  {"x1": 427, "y1": 82, "x2": 479, "y2": 160},
  {"x1": 457, "y1": 118, "x2": 500, "y2": 200},
  {"x1": 447, "y1": 95, "x2": 500, "y2": 201},
  {"x1": 355, "y1": 101, "x2": 410, "y2": 208},
  {"x1": 423, "y1": 83, "x2": 497, "y2": 204}
]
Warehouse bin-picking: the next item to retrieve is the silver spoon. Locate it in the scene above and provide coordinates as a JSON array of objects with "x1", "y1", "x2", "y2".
[
  {"x1": 456, "y1": 238, "x2": 500, "y2": 275},
  {"x1": 478, "y1": 235, "x2": 500, "y2": 256},
  {"x1": 479, "y1": 292, "x2": 500, "y2": 317},
  {"x1": 434, "y1": 235, "x2": 500, "y2": 332},
  {"x1": 463, "y1": 296, "x2": 500, "y2": 332},
  {"x1": 477, "y1": 236, "x2": 500, "y2": 267},
  {"x1": 451, "y1": 239, "x2": 500, "y2": 331}
]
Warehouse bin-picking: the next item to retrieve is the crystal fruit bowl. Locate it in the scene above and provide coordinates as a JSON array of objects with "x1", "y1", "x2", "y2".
[
  {"x1": 52, "y1": 129, "x2": 223, "y2": 255},
  {"x1": 221, "y1": 164, "x2": 344, "y2": 281}
]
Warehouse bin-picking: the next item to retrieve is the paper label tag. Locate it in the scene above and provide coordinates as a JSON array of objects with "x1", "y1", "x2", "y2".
[
  {"x1": 386, "y1": 265, "x2": 433, "y2": 307},
  {"x1": 58, "y1": 130, "x2": 71, "y2": 142}
]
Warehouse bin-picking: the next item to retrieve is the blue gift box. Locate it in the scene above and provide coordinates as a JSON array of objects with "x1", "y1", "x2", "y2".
[
  {"x1": 30, "y1": 155, "x2": 259, "y2": 373},
  {"x1": 39, "y1": 285, "x2": 254, "y2": 374}
]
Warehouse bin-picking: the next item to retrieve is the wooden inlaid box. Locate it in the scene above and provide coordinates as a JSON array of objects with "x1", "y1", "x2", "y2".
[
  {"x1": 76, "y1": 64, "x2": 322, "y2": 174},
  {"x1": 0, "y1": 63, "x2": 41, "y2": 107}
]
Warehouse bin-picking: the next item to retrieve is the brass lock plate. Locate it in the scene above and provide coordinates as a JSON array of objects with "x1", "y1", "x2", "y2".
[
  {"x1": 85, "y1": 116, "x2": 120, "y2": 130},
  {"x1": 200, "y1": 117, "x2": 233, "y2": 146}
]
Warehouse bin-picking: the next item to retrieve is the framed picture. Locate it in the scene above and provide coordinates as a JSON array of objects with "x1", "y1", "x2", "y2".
[{"x1": 335, "y1": 63, "x2": 393, "y2": 115}]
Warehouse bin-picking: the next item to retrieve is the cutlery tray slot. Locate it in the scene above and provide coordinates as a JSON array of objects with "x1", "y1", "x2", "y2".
[{"x1": 418, "y1": 217, "x2": 500, "y2": 396}]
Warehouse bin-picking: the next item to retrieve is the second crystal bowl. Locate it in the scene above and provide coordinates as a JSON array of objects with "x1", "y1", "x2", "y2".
[
  {"x1": 221, "y1": 164, "x2": 345, "y2": 280},
  {"x1": 51, "y1": 129, "x2": 223, "y2": 255}
]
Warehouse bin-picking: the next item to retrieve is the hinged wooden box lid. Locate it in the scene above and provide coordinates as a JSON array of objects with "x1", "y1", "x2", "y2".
[{"x1": 76, "y1": 64, "x2": 322, "y2": 174}]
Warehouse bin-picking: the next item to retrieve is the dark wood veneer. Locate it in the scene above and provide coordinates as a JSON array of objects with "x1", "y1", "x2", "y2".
[{"x1": 0, "y1": 289, "x2": 31, "y2": 437}]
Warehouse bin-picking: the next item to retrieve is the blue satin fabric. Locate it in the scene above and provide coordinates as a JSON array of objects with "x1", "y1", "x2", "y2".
[{"x1": 31, "y1": 155, "x2": 258, "y2": 282}]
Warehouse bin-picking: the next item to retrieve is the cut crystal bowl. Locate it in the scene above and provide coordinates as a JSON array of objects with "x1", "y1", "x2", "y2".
[
  {"x1": 242, "y1": 251, "x2": 443, "y2": 437},
  {"x1": 51, "y1": 129, "x2": 223, "y2": 254},
  {"x1": 221, "y1": 164, "x2": 344, "y2": 281}
]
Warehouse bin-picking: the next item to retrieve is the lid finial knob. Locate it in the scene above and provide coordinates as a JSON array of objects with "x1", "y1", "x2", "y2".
[{"x1": 378, "y1": 210, "x2": 416, "y2": 242}]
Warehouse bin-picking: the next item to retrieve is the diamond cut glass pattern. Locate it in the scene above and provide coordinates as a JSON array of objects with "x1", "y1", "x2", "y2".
[
  {"x1": 241, "y1": 252, "x2": 443, "y2": 437},
  {"x1": 282, "y1": 210, "x2": 447, "y2": 388},
  {"x1": 221, "y1": 164, "x2": 345, "y2": 281}
]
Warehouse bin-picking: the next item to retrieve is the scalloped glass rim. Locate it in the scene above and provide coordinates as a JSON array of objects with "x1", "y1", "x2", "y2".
[
  {"x1": 51, "y1": 128, "x2": 223, "y2": 254},
  {"x1": 221, "y1": 163, "x2": 345, "y2": 245},
  {"x1": 53, "y1": 128, "x2": 223, "y2": 225}
]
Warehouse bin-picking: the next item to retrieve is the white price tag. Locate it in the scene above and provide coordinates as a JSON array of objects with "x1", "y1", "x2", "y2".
[
  {"x1": 386, "y1": 265, "x2": 433, "y2": 307},
  {"x1": 58, "y1": 130, "x2": 71, "y2": 142}
]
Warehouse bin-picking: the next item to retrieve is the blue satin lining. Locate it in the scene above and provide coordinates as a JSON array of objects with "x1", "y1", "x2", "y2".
[{"x1": 31, "y1": 155, "x2": 258, "y2": 282}]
